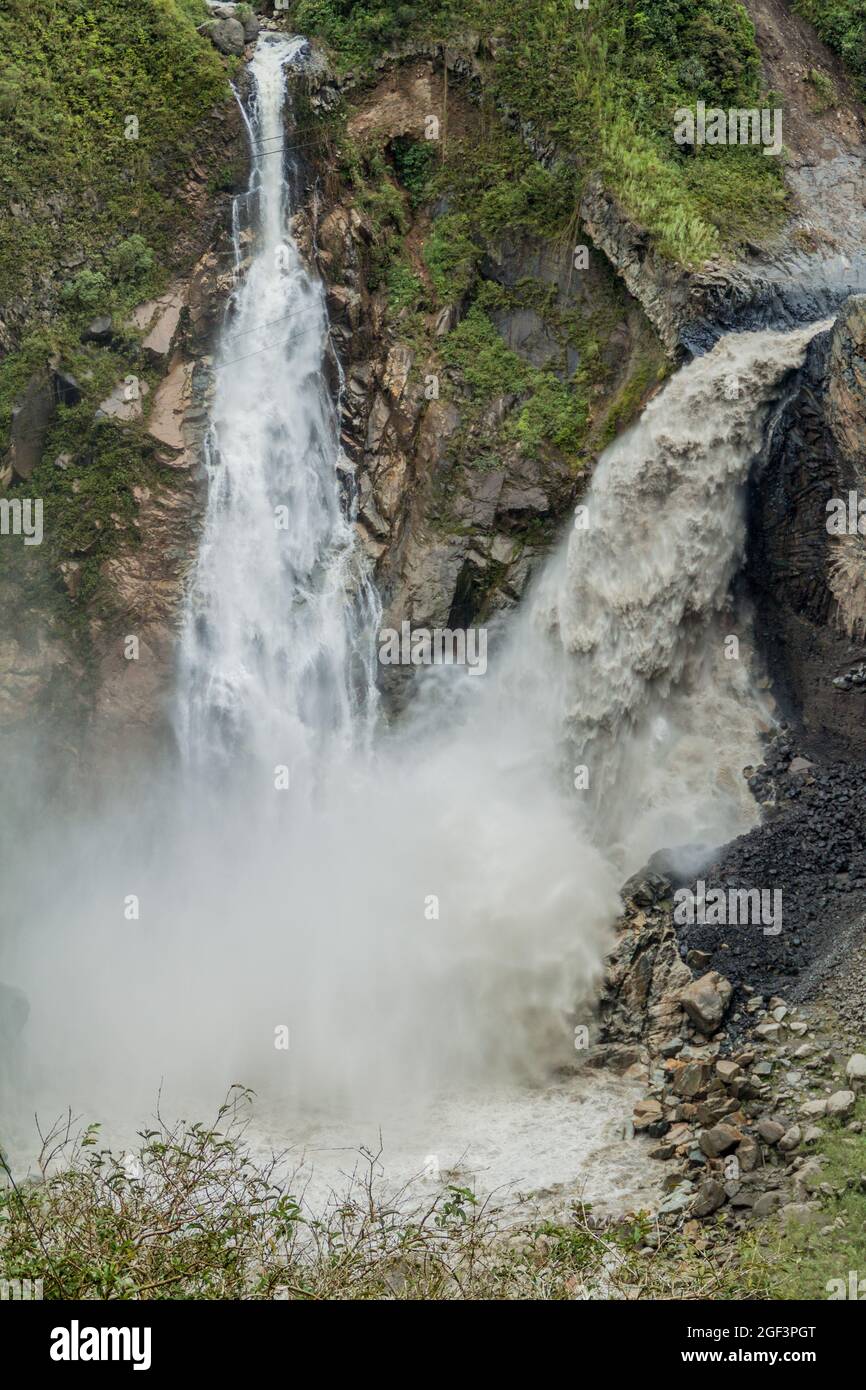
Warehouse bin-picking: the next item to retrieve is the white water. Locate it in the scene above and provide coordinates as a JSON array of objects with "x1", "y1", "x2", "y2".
[
  {"x1": 0, "y1": 35, "x2": 828, "y2": 1214},
  {"x1": 176, "y1": 35, "x2": 379, "y2": 776}
]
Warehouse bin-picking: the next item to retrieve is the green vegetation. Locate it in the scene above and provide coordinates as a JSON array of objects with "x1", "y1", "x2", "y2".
[
  {"x1": 292, "y1": 0, "x2": 787, "y2": 266},
  {"x1": 423, "y1": 213, "x2": 482, "y2": 301},
  {"x1": 0, "y1": 0, "x2": 228, "y2": 309},
  {"x1": 440, "y1": 303, "x2": 530, "y2": 399},
  {"x1": 390, "y1": 136, "x2": 437, "y2": 208},
  {"x1": 0, "y1": 1086, "x2": 797, "y2": 1300},
  {"x1": 765, "y1": 1095, "x2": 866, "y2": 1300},
  {"x1": 0, "y1": 327, "x2": 161, "y2": 614},
  {"x1": 0, "y1": 0, "x2": 232, "y2": 622},
  {"x1": 794, "y1": 0, "x2": 866, "y2": 100}
]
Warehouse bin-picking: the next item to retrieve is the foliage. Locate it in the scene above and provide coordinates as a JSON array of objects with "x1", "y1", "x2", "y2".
[
  {"x1": 0, "y1": 1086, "x2": 798, "y2": 1300},
  {"x1": 0, "y1": 0, "x2": 227, "y2": 306},
  {"x1": 423, "y1": 213, "x2": 481, "y2": 301},
  {"x1": 793, "y1": 0, "x2": 866, "y2": 99},
  {"x1": 390, "y1": 136, "x2": 437, "y2": 207},
  {"x1": 294, "y1": 0, "x2": 786, "y2": 266}
]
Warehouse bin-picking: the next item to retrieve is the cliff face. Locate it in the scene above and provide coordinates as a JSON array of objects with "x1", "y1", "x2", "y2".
[
  {"x1": 294, "y1": 56, "x2": 666, "y2": 702},
  {"x1": 0, "y1": 3, "x2": 247, "y2": 764},
  {"x1": 748, "y1": 295, "x2": 866, "y2": 759},
  {"x1": 581, "y1": 0, "x2": 866, "y2": 352},
  {"x1": 2, "y1": 0, "x2": 866, "y2": 751}
]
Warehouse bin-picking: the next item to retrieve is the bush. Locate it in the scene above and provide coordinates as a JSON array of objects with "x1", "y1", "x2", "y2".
[
  {"x1": 61, "y1": 269, "x2": 110, "y2": 313},
  {"x1": 423, "y1": 213, "x2": 481, "y2": 302},
  {"x1": 107, "y1": 234, "x2": 155, "y2": 284},
  {"x1": 390, "y1": 137, "x2": 437, "y2": 208}
]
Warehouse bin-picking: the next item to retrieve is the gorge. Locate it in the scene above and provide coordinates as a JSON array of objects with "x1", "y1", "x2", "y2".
[{"x1": 1, "y1": 0, "x2": 866, "y2": 1301}]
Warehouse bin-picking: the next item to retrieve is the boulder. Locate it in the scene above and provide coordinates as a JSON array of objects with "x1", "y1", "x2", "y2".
[
  {"x1": 846, "y1": 1054, "x2": 866, "y2": 1083},
  {"x1": 633, "y1": 1097, "x2": 663, "y2": 1130},
  {"x1": 757, "y1": 1117, "x2": 785, "y2": 1145},
  {"x1": 698, "y1": 1124, "x2": 742, "y2": 1158},
  {"x1": 826, "y1": 1089, "x2": 856, "y2": 1118},
  {"x1": 691, "y1": 1178, "x2": 726, "y2": 1216},
  {"x1": 779, "y1": 1124, "x2": 802, "y2": 1153},
  {"x1": 4, "y1": 374, "x2": 55, "y2": 481},
  {"x1": 203, "y1": 18, "x2": 245, "y2": 56},
  {"x1": 680, "y1": 971, "x2": 733, "y2": 1035}
]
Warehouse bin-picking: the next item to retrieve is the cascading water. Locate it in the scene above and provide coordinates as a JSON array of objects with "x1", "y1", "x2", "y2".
[
  {"x1": 175, "y1": 36, "x2": 379, "y2": 776},
  {"x1": 0, "y1": 30, "x2": 831, "y2": 1214}
]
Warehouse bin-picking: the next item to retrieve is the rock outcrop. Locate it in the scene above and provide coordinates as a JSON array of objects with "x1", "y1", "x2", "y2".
[{"x1": 749, "y1": 295, "x2": 866, "y2": 759}]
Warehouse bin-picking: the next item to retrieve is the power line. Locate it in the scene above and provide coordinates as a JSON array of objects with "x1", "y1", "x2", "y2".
[
  {"x1": 213, "y1": 318, "x2": 333, "y2": 372},
  {"x1": 224, "y1": 302, "x2": 322, "y2": 343}
]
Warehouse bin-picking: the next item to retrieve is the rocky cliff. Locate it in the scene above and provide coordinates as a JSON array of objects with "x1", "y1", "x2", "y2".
[
  {"x1": 1, "y1": 0, "x2": 865, "y2": 755},
  {"x1": 749, "y1": 295, "x2": 866, "y2": 759}
]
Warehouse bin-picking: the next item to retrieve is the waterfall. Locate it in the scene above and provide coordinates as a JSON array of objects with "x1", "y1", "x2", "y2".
[
  {"x1": 0, "y1": 31, "x2": 831, "y2": 1206},
  {"x1": 175, "y1": 35, "x2": 379, "y2": 776}
]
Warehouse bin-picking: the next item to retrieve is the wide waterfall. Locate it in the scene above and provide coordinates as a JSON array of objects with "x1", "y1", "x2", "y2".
[{"x1": 0, "y1": 35, "x2": 828, "y2": 1213}]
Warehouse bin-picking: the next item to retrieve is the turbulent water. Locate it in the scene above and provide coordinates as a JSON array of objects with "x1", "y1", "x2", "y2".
[{"x1": 0, "y1": 34, "x2": 828, "y2": 1211}]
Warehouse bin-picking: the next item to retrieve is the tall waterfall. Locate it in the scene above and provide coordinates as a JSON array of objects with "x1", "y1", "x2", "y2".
[
  {"x1": 0, "y1": 31, "x2": 830, "y2": 1205},
  {"x1": 175, "y1": 35, "x2": 378, "y2": 775}
]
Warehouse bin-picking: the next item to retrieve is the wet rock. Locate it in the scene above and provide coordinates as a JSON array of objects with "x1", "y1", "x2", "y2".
[
  {"x1": 659, "y1": 1182, "x2": 694, "y2": 1214},
  {"x1": 3, "y1": 373, "x2": 54, "y2": 482},
  {"x1": 633, "y1": 1098, "x2": 663, "y2": 1130},
  {"x1": 671, "y1": 1061, "x2": 713, "y2": 1098}
]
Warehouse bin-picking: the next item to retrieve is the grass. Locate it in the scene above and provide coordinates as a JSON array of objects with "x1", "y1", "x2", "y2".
[
  {"x1": 765, "y1": 1096, "x2": 866, "y2": 1300},
  {"x1": 291, "y1": 0, "x2": 788, "y2": 267},
  {"x1": 0, "y1": 0, "x2": 228, "y2": 311}
]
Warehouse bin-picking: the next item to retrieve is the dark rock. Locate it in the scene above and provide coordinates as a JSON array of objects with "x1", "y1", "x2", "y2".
[
  {"x1": 52, "y1": 370, "x2": 81, "y2": 406},
  {"x1": 202, "y1": 18, "x2": 245, "y2": 57},
  {"x1": 3, "y1": 373, "x2": 55, "y2": 481},
  {"x1": 81, "y1": 314, "x2": 113, "y2": 344},
  {"x1": 691, "y1": 1178, "x2": 726, "y2": 1216}
]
